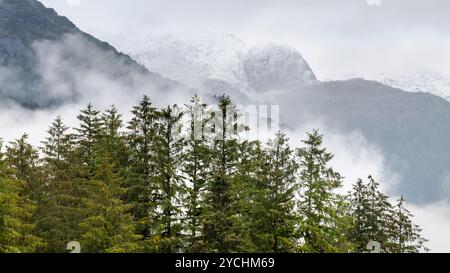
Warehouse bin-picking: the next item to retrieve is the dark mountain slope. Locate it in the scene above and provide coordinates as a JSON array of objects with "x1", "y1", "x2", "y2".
[
  {"x1": 0, "y1": 0, "x2": 177, "y2": 107},
  {"x1": 276, "y1": 79, "x2": 450, "y2": 203}
]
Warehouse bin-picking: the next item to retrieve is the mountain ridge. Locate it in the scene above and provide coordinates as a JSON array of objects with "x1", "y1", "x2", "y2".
[
  {"x1": 0, "y1": 0, "x2": 178, "y2": 108},
  {"x1": 120, "y1": 33, "x2": 318, "y2": 99}
]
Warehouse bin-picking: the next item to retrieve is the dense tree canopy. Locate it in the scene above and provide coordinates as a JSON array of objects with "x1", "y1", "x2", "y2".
[{"x1": 0, "y1": 95, "x2": 428, "y2": 253}]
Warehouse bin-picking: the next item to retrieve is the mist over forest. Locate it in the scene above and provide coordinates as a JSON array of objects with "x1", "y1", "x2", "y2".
[{"x1": 1, "y1": 0, "x2": 450, "y2": 252}]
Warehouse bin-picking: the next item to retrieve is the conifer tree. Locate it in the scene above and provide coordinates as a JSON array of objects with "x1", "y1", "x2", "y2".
[
  {"x1": 201, "y1": 95, "x2": 251, "y2": 252},
  {"x1": 36, "y1": 116, "x2": 82, "y2": 252},
  {"x1": 79, "y1": 106, "x2": 142, "y2": 253},
  {"x1": 296, "y1": 130, "x2": 351, "y2": 253},
  {"x1": 41, "y1": 116, "x2": 73, "y2": 169},
  {"x1": 126, "y1": 96, "x2": 159, "y2": 238},
  {"x1": 5, "y1": 134, "x2": 41, "y2": 201},
  {"x1": 182, "y1": 96, "x2": 213, "y2": 252},
  {"x1": 390, "y1": 196, "x2": 428, "y2": 253},
  {"x1": 249, "y1": 133, "x2": 298, "y2": 253},
  {"x1": 75, "y1": 103, "x2": 103, "y2": 177},
  {"x1": 349, "y1": 176, "x2": 394, "y2": 252},
  {"x1": 101, "y1": 106, "x2": 129, "y2": 170},
  {"x1": 348, "y1": 178, "x2": 368, "y2": 252},
  {"x1": 146, "y1": 105, "x2": 185, "y2": 252},
  {"x1": 227, "y1": 139, "x2": 259, "y2": 253},
  {"x1": 0, "y1": 140, "x2": 44, "y2": 253}
]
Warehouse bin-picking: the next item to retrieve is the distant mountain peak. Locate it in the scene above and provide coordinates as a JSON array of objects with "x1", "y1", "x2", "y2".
[
  {"x1": 129, "y1": 32, "x2": 247, "y2": 88},
  {"x1": 243, "y1": 43, "x2": 317, "y2": 93},
  {"x1": 118, "y1": 32, "x2": 318, "y2": 96}
]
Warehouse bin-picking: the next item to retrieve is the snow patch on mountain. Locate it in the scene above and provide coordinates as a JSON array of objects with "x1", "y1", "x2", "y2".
[
  {"x1": 127, "y1": 33, "x2": 246, "y2": 89},
  {"x1": 376, "y1": 70, "x2": 450, "y2": 101},
  {"x1": 326, "y1": 69, "x2": 450, "y2": 101},
  {"x1": 118, "y1": 32, "x2": 318, "y2": 95},
  {"x1": 244, "y1": 44, "x2": 317, "y2": 93}
]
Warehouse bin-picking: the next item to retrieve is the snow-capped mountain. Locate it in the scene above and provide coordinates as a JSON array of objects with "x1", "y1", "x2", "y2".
[
  {"x1": 243, "y1": 44, "x2": 317, "y2": 93},
  {"x1": 118, "y1": 33, "x2": 317, "y2": 98},
  {"x1": 330, "y1": 69, "x2": 450, "y2": 101},
  {"x1": 113, "y1": 31, "x2": 450, "y2": 104},
  {"x1": 127, "y1": 33, "x2": 246, "y2": 89},
  {"x1": 374, "y1": 70, "x2": 450, "y2": 101}
]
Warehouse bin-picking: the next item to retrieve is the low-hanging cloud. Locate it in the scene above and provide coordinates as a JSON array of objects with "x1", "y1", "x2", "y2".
[{"x1": 0, "y1": 32, "x2": 192, "y2": 144}]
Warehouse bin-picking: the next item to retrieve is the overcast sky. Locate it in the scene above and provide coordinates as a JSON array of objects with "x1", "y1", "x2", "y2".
[{"x1": 39, "y1": 0, "x2": 450, "y2": 79}]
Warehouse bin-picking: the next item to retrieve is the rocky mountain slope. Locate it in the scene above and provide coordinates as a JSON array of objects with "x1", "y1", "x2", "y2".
[{"x1": 0, "y1": 0, "x2": 177, "y2": 107}]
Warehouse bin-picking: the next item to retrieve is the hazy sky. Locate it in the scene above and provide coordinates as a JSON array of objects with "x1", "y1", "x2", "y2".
[{"x1": 39, "y1": 0, "x2": 450, "y2": 79}]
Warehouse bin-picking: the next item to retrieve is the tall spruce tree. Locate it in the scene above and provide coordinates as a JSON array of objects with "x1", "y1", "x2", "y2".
[
  {"x1": 348, "y1": 178, "x2": 368, "y2": 252},
  {"x1": 296, "y1": 130, "x2": 352, "y2": 253},
  {"x1": 5, "y1": 134, "x2": 41, "y2": 201},
  {"x1": 0, "y1": 140, "x2": 44, "y2": 253},
  {"x1": 390, "y1": 196, "x2": 428, "y2": 253},
  {"x1": 182, "y1": 96, "x2": 213, "y2": 252},
  {"x1": 249, "y1": 133, "x2": 298, "y2": 253},
  {"x1": 229, "y1": 139, "x2": 260, "y2": 253},
  {"x1": 349, "y1": 176, "x2": 394, "y2": 252},
  {"x1": 126, "y1": 96, "x2": 159, "y2": 239},
  {"x1": 100, "y1": 106, "x2": 129, "y2": 170},
  {"x1": 75, "y1": 103, "x2": 103, "y2": 178},
  {"x1": 79, "y1": 106, "x2": 142, "y2": 253},
  {"x1": 201, "y1": 95, "x2": 252, "y2": 252},
  {"x1": 145, "y1": 105, "x2": 185, "y2": 252},
  {"x1": 37, "y1": 116, "x2": 83, "y2": 252}
]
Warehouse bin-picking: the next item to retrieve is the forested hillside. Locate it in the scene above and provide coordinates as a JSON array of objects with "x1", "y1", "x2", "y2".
[{"x1": 0, "y1": 95, "x2": 427, "y2": 253}]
